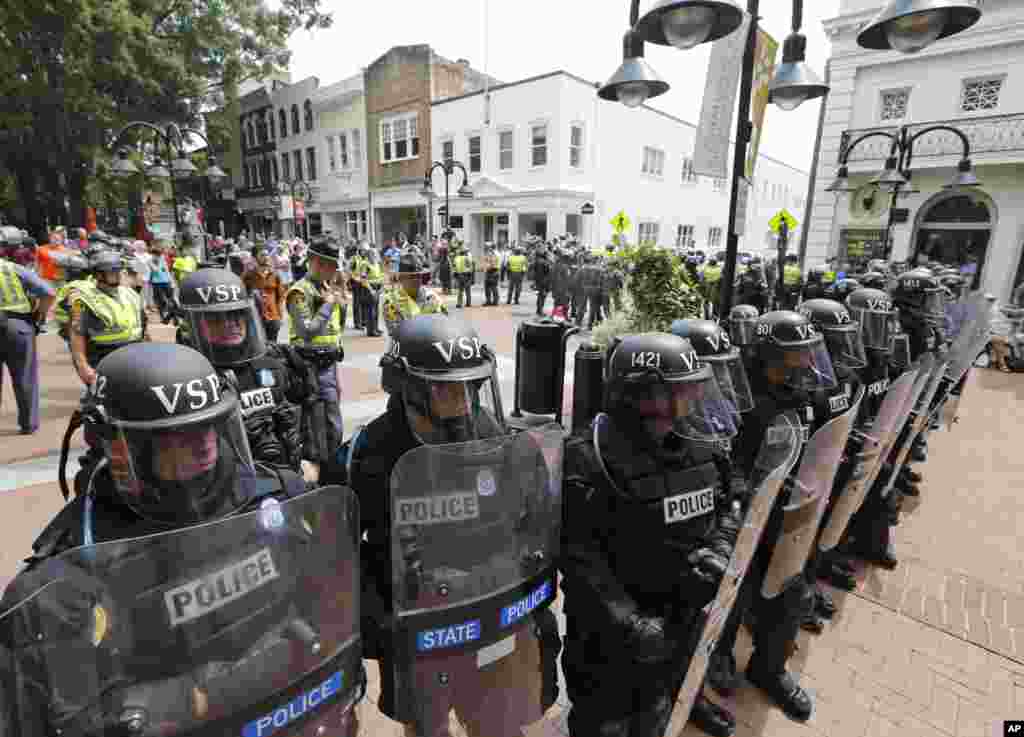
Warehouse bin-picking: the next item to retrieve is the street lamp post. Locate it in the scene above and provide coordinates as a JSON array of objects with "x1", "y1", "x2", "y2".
[
  {"x1": 421, "y1": 160, "x2": 473, "y2": 238},
  {"x1": 827, "y1": 123, "x2": 980, "y2": 260},
  {"x1": 109, "y1": 122, "x2": 227, "y2": 262}
]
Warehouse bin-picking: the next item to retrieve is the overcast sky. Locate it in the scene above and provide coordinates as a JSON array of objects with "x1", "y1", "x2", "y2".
[{"x1": 285, "y1": 0, "x2": 841, "y2": 173}]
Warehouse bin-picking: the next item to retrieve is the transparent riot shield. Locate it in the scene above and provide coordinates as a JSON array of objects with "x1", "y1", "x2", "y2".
[
  {"x1": 818, "y1": 366, "x2": 921, "y2": 553},
  {"x1": 663, "y1": 411, "x2": 803, "y2": 736},
  {"x1": 761, "y1": 389, "x2": 862, "y2": 599},
  {"x1": 388, "y1": 425, "x2": 563, "y2": 737},
  {"x1": 0, "y1": 485, "x2": 361, "y2": 737},
  {"x1": 945, "y1": 294, "x2": 990, "y2": 385},
  {"x1": 880, "y1": 360, "x2": 950, "y2": 499}
]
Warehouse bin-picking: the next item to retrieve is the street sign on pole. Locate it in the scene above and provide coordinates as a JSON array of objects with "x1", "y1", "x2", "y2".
[
  {"x1": 610, "y1": 210, "x2": 631, "y2": 234},
  {"x1": 769, "y1": 209, "x2": 799, "y2": 235}
]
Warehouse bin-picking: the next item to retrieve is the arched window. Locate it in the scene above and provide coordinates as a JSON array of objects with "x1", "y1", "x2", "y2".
[
  {"x1": 304, "y1": 100, "x2": 314, "y2": 132},
  {"x1": 291, "y1": 104, "x2": 300, "y2": 135},
  {"x1": 246, "y1": 121, "x2": 254, "y2": 147},
  {"x1": 268, "y1": 112, "x2": 275, "y2": 140},
  {"x1": 279, "y1": 109, "x2": 287, "y2": 139},
  {"x1": 913, "y1": 193, "x2": 993, "y2": 290}
]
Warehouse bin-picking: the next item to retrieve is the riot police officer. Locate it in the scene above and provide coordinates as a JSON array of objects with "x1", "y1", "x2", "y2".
[
  {"x1": 802, "y1": 266, "x2": 827, "y2": 301},
  {"x1": 69, "y1": 250, "x2": 147, "y2": 388},
  {"x1": 892, "y1": 270, "x2": 945, "y2": 464},
  {"x1": 531, "y1": 246, "x2": 553, "y2": 316},
  {"x1": 452, "y1": 243, "x2": 475, "y2": 308},
  {"x1": 709, "y1": 311, "x2": 841, "y2": 721},
  {"x1": 54, "y1": 252, "x2": 92, "y2": 343},
  {"x1": 780, "y1": 255, "x2": 803, "y2": 310},
  {"x1": 325, "y1": 315, "x2": 562, "y2": 737},
  {"x1": 177, "y1": 268, "x2": 313, "y2": 474},
  {"x1": 727, "y1": 303, "x2": 761, "y2": 372},
  {"x1": 561, "y1": 332, "x2": 743, "y2": 737},
  {"x1": 2, "y1": 342, "x2": 366, "y2": 737}
]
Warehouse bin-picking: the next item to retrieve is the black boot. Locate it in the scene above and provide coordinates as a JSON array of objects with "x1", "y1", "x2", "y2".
[
  {"x1": 800, "y1": 611, "x2": 824, "y2": 634},
  {"x1": 852, "y1": 539, "x2": 898, "y2": 570},
  {"x1": 707, "y1": 652, "x2": 740, "y2": 695},
  {"x1": 903, "y1": 467, "x2": 923, "y2": 484},
  {"x1": 814, "y1": 584, "x2": 836, "y2": 619},
  {"x1": 690, "y1": 693, "x2": 735, "y2": 737},
  {"x1": 897, "y1": 477, "x2": 920, "y2": 498},
  {"x1": 910, "y1": 440, "x2": 927, "y2": 463},
  {"x1": 745, "y1": 656, "x2": 814, "y2": 722}
]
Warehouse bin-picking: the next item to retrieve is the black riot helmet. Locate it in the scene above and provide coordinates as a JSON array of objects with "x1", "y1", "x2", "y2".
[
  {"x1": 728, "y1": 304, "x2": 760, "y2": 346},
  {"x1": 86, "y1": 343, "x2": 254, "y2": 526},
  {"x1": 892, "y1": 270, "x2": 945, "y2": 326},
  {"x1": 62, "y1": 253, "x2": 90, "y2": 281},
  {"x1": 604, "y1": 332, "x2": 737, "y2": 446},
  {"x1": 670, "y1": 318, "x2": 754, "y2": 413},
  {"x1": 799, "y1": 298, "x2": 867, "y2": 371},
  {"x1": 178, "y1": 268, "x2": 267, "y2": 367},
  {"x1": 847, "y1": 287, "x2": 896, "y2": 352},
  {"x1": 859, "y1": 271, "x2": 888, "y2": 290},
  {"x1": 754, "y1": 310, "x2": 838, "y2": 392},
  {"x1": 825, "y1": 277, "x2": 861, "y2": 303},
  {"x1": 380, "y1": 315, "x2": 506, "y2": 444}
]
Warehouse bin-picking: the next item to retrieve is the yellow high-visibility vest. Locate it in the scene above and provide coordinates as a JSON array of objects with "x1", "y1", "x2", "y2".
[
  {"x1": 287, "y1": 278, "x2": 342, "y2": 349},
  {"x1": 76, "y1": 286, "x2": 143, "y2": 345},
  {"x1": 0, "y1": 260, "x2": 31, "y2": 314}
]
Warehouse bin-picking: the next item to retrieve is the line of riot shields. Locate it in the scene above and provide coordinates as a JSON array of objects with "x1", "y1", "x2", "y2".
[{"x1": 0, "y1": 293, "x2": 991, "y2": 737}]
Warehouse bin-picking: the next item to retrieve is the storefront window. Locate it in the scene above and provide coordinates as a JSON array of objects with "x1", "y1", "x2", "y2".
[
  {"x1": 838, "y1": 229, "x2": 886, "y2": 273},
  {"x1": 912, "y1": 195, "x2": 991, "y2": 290}
]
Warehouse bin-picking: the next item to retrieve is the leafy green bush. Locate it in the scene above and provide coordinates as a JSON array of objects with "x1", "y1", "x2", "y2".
[{"x1": 624, "y1": 243, "x2": 702, "y2": 332}]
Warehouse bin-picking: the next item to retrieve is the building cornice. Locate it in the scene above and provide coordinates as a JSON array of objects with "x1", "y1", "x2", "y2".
[{"x1": 826, "y1": 17, "x2": 1024, "y2": 65}]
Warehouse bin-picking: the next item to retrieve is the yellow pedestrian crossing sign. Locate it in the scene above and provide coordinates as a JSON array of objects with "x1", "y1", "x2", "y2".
[
  {"x1": 610, "y1": 211, "x2": 632, "y2": 234},
  {"x1": 769, "y1": 209, "x2": 798, "y2": 234}
]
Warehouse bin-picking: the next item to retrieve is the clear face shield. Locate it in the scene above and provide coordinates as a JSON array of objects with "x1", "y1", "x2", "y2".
[
  {"x1": 922, "y1": 289, "x2": 946, "y2": 324},
  {"x1": 853, "y1": 307, "x2": 895, "y2": 351},
  {"x1": 762, "y1": 338, "x2": 838, "y2": 392},
  {"x1": 730, "y1": 317, "x2": 758, "y2": 347},
  {"x1": 105, "y1": 408, "x2": 255, "y2": 526},
  {"x1": 823, "y1": 325, "x2": 867, "y2": 371},
  {"x1": 617, "y1": 373, "x2": 739, "y2": 446},
  {"x1": 890, "y1": 333, "x2": 912, "y2": 369},
  {"x1": 403, "y1": 375, "x2": 503, "y2": 445},
  {"x1": 187, "y1": 302, "x2": 267, "y2": 366},
  {"x1": 706, "y1": 349, "x2": 755, "y2": 413}
]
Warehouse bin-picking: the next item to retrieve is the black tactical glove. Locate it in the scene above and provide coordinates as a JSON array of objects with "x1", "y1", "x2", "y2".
[
  {"x1": 622, "y1": 612, "x2": 678, "y2": 665},
  {"x1": 708, "y1": 500, "x2": 742, "y2": 562},
  {"x1": 397, "y1": 525, "x2": 423, "y2": 604}
]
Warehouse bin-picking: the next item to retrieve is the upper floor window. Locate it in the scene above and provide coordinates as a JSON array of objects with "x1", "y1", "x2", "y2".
[
  {"x1": 638, "y1": 221, "x2": 659, "y2": 245},
  {"x1": 339, "y1": 132, "x2": 349, "y2": 169},
  {"x1": 468, "y1": 135, "x2": 481, "y2": 173},
  {"x1": 641, "y1": 146, "x2": 665, "y2": 177},
  {"x1": 961, "y1": 76, "x2": 1004, "y2": 112},
  {"x1": 351, "y1": 129, "x2": 362, "y2": 169},
  {"x1": 676, "y1": 224, "x2": 695, "y2": 248},
  {"x1": 499, "y1": 129, "x2": 514, "y2": 170},
  {"x1": 304, "y1": 100, "x2": 314, "y2": 131},
  {"x1": 306, "y1": 147, "x2": 317, "y2": 181},
  {"x1": 281, "y1": 152, "x2": 291, "y2": 181},
  {"x1": 708, "y1": 226, "x2": 723, "y2": 249},
  {"x1": 531, "y1": 124, "x2": 548, "y2": 167},
  {"x1": 291, "y1": 105, "x2": 300, "y2": 135},
  {"x1": 880, "y1": 88, "x2": 910, "y2": 122},
  {"x1": 681, "y1": 157, "x2": 697, "y2": 183},
  {"x1": 271, "y1": 157, "x2": 278, "y2": 183},
  {"x1": 569, "y1": 124, "x2": 584, "y2": 169},
  {"x1": 380, "y1": 113, "x2": 420, "y2": 163},
  {"x1": 442, "y1": 139, "x2": 454, "y2": 165},
  {"x1": 256, "y1": 116, "x2": 267, "y2": 144},
  {"x1": 293, "y1": 149, "x2": 303, "y2": 181},
  {"x1": 327, "y1": 136, "x2": 337, "y2": 172},
  {"x1": 279, "y1": 109, "x2": 288, "y2": 138},
  {"x1": 268, "y1": 113, "x2": 275, "y2": 140}
]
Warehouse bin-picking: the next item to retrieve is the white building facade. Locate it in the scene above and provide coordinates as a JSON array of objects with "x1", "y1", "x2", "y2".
[
  {"x1": 269, "y1": 76, "x2": 324, "y2": 238},
  {"x1": 314, "y1": 75, "x2": 370, "y2": 241},
  {"x1": 430, "y1": 71, "x2": 809, "y2": 261},
  {"x1": 806, "y1": 0, "x2": 1024, "y2": 297}
]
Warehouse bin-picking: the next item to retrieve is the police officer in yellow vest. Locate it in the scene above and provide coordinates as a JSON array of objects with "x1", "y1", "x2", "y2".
[
  {"x1": 287, "y1": 235, "x2": 346, "y2": 446},
  {"x1": 781, "y1": 254, "x2": 803, "y2": 310},
  {"x1": 359, "y1": 247, "x2": 385, "y2": 337},
  {"x1": 702, "y1": 258, "x2": 723, "y2": 318},
  {"x1": 506, "y1": 246, "x2": 527, "y2": 305},
  {"x1": 452, "y1": 243, "x2": 475, "y2": 308},
  {"x1": 0, "y1": 250, "x2": 56, "y2": 434},
  {"x1": 483, "y1": 242, "x2": 501, "y2": 306},
  {"x1": 54, "y1": 253, "x2": 93, "y2": 343},
  {"x1": 69, "y1": 250, "x2": 146, "y2": 389},
  {"x1": 172, "y1": 249, "x2": 198, "y2": 284},
  {"x1": 381, "y1": 248, "x2": 447, "y2": 338}
]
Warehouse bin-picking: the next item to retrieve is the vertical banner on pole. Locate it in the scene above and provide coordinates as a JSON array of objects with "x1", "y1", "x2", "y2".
[
  {"x1": 693, "y1": 16, "x2": 750, "y2": 179},
  {"x1": 745, "y1": 29, "x2": 779, "y2": 180}
]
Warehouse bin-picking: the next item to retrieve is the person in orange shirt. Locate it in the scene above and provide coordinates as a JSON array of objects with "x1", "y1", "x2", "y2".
[{"x1": 243, "y1": 245, "x2": 289, "y2": 342}]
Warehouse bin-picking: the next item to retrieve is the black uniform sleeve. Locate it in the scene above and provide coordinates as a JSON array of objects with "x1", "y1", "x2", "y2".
[{"x1": 560, "y1": 438, "x2": 641, "y2": 635}]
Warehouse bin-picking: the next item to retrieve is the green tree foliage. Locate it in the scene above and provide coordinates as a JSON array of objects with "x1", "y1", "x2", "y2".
[
  {"x1": 0, "y1": 0, "x2": 331, "y2": 237},
  {"x1": 624, "y1": 243, "x2": 703, "y2": 332}
]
